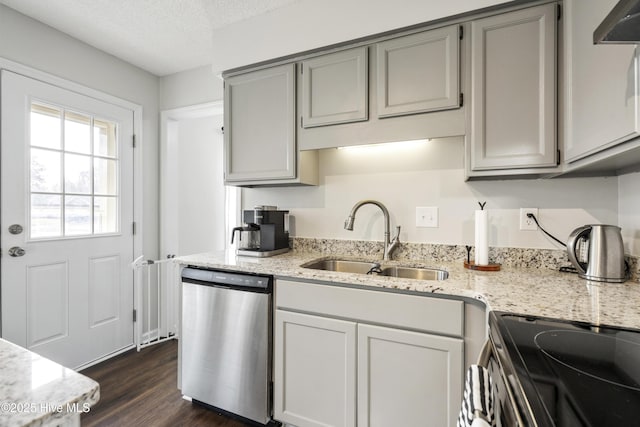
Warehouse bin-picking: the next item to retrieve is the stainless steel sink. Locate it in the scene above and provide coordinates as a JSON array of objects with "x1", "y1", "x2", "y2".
[
  {"x1": 380, "y1": 266, "x2": 448, "y2": 281},
  {"x1": 301, "y1": 259, "x2": 381, "y2": 274},
  {"x1": 301, "y1": 259, "x2": 448, "y2": 280}
]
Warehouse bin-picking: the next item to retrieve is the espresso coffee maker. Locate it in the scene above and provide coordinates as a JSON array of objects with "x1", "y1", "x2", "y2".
[{"x1": 231, "y1": 206, "x2": 290, "y2": 257}]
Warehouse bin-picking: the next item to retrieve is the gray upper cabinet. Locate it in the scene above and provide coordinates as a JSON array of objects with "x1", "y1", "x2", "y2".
[
  {"x1": 224, "y1": 64, "x2": 317, "y2": 186},
  {"x1": 468, "y1": 3, "x2": 558, "y2": 174},
  {"x1": 563, "y1": 0, "x2": 640, "y2": 169},
  {"x1": 377, "y1": 25, "x2": 460, "y2": 118},
  {"x1": 301, "y1": 47, "x2": 368, "y2": 128}
]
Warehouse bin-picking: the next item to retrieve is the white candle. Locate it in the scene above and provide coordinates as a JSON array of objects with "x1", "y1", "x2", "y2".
[{"x1": 475, "y1": 209, "x2": 489, "y2": 265}]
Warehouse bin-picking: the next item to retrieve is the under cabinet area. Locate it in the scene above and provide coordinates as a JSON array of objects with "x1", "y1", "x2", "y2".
[
  {"x1": 467, "y1": 3, "x2": 559, "y2": 177},
  {"x1": 301, "y1": 47, "x2": 368, "y2": 128},
  {"x1": 273, "y1": 279, "x2": 464, "y2": 427},
  {"x1": 223, "y1": 64, "x2": 318, "y2": 186}
]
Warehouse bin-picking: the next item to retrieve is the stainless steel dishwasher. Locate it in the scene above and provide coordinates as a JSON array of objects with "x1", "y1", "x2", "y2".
[{"x1": 180, "y1": 266, "x2": 275, "y2": 426}]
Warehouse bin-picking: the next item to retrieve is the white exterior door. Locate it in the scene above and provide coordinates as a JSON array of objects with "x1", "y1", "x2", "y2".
[{"x1": 1, "y1": 70, "x2": 135, "y2": 369}]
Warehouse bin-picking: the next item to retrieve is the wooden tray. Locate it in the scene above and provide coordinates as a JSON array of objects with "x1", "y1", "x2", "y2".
[{"x1": 463, "y1": 261, "x2": 501, "y2": 271}]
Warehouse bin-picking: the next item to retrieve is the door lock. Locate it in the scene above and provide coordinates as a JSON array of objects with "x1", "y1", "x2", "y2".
[{"x1": 8, "y1": 224, "x2": 23, "y2": 235}]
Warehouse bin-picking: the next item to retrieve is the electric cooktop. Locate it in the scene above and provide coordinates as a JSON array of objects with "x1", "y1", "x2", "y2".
[{"x1": 490, "y1": 312, "x2": 640, "y2": 426}]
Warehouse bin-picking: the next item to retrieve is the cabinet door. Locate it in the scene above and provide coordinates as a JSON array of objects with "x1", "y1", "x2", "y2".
[
  {"x1": 274, "y1": 310, "x2": 357, "y2": 427},
  {"x1": 377, "y1": 25, "x2": 460, "y2": 118},
  {"x1": 357, "y1": 324, "x2": 463, "y2": 427},
  {"x1": 469, "y1": 4, "x2": 557, "y2": 171},
  {"x1": 224, "y1": 64, "x2": 296, "y2": 182},
  {"x1": 302, "y1": 47, "x2": 368, "y2": 127},
  {"x1": 564, "y1": 0, "x2": 640, "y2": 163}
]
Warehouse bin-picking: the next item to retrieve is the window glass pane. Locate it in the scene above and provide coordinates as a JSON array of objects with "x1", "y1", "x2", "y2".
[
  {"x1": 31, "y1": 148, "x2": 61, "y2": 193},
  {"x1": 65, "y1": 195, "x2": 91, "y2": 236},
  {"x1": 31, "y1": 194, "x2": 62, "y2": 238},
  {"x1": 28, "y1": 103, "x2": 120, "y2": 240},
  {"x1": 64, "y1": 153, "x2": 91, "y2": 194},
  {"x1": 31, "y1": 104, "x2": 61, "y2": 149},
  {"x1": 94, "y1": 119, "x2": 117, "y2": 157},
  {"x1": 94, "y1": 158, "x2": 118, "y2": 195},
  {"x1": 94, "y1": 197, "x2": 118, "y2": 233},
  {"x1": 64, "y1": 111, "x2": 91, "y2": 154}
]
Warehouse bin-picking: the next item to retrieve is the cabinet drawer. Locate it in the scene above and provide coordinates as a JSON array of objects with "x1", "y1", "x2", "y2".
[{"x1": 276, "y1": 279, "x2": 463, "y2": 337}]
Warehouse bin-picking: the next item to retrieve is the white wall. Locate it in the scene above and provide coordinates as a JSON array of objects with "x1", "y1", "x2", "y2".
[
  {"x1": 243, "y1": 138, "x2": 620, "y2": 250},
  {"x1": 0, "y1": 4, "x2": 160, "y2": 258},
  {"x1": 176, "y1": 115, "x2": 226, "y2": 254},
  {"x1": 210, "y1": 0, "x2": 509, "y2": 73},
  {"x1": 159, "y1": 64, "x2": 223, "y2": 110}
]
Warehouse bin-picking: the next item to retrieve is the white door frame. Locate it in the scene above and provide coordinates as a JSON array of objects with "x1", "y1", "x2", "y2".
[
  {"x1": 160, "y1": 101, "x2": 237, "y2": 259},
  {"x1": 0, "y1": 57, "x2": 144, "y2": 349}
]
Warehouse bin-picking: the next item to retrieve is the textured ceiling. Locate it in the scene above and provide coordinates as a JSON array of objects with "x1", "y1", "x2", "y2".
[{"x1": 0, "y1": 0, "x2": 299, "y2": 76}]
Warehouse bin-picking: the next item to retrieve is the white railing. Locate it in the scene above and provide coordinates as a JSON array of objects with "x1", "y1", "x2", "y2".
[{"x1": 131, "y1": 256, "x2": 180, "y2": 351}]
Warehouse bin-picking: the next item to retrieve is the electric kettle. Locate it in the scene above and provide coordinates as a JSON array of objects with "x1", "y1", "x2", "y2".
[{"x1": 566, "y1": 224, "x2": 626, "y2": 283}]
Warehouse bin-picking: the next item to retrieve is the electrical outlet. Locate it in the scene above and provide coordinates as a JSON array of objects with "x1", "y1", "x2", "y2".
[
  {"x1": 520, "y1": 208, "x2": 538, "y2": 231},
  {"x1": 416, "y1": 207, "x2": 438, "y2": 228}
]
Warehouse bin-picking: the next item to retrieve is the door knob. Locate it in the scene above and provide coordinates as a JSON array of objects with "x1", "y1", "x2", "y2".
[{"x1": 8, "y1": 246, "x2": 25, "y2": 257}]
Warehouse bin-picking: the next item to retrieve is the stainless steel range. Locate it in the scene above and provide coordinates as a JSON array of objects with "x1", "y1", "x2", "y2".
[{"x1": 487, "y1": 312, "x2": 640, "y2": 426}]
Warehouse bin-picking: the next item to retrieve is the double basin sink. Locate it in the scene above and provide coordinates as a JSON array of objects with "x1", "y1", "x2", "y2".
[{"x1": 302, "y1": 259, "x2": 448, "y2": 281}]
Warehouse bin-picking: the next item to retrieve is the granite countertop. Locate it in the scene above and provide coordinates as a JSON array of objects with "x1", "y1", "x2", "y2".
[
  {"x1": 0, "y1": 339, "x2": 99, "y2": 427},
  {"x1": 177, "y1": 249, "x2": 640, "y2": 330}
]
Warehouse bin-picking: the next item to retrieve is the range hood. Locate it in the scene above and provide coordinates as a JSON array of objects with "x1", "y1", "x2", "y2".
[{"x1": 594, "y1": 0, "x2": 640, "y2": 44}]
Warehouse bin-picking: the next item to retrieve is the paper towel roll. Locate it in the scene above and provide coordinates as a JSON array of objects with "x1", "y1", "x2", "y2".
[{"x1": 475, "y1": 210, "x2": 488, "y2": 265}]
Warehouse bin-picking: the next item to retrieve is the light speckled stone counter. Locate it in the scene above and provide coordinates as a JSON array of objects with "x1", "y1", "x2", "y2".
[
  {"x1": 0, "y1": 339, "x2": 99, "y2": 427},
  {"x1": 177, "y1": 249, "x2": 640, "y2": 330}
]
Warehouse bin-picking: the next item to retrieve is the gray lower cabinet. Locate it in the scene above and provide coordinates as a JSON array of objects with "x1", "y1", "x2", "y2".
[
  {"x1": 273, "y1": 279, "x2": 464, "y2": 427},
  {"x1": 301, "y1": 47, "x2": 368, "y2": 128},
  {"x1": 224, "y1": 63, "x2": 318, "y2": 186},
  {"x1": 562, "y1": 0, "x2": 640, "y2": 171},
  {"x1": 467, "y1": 3, "x2": 558, "y2": 176},
  {"x1": 376, "y1": 24, "x2": 461, "y2": 118},
  {"x1": 357, "y1": 324, "x2": 463, "y2": 427},
  {"x1": 274, "y1": 310, "x2": 356, "y2": 427}
]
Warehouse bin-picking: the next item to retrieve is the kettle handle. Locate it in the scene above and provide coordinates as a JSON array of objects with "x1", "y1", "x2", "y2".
[{"x1": 567, "y1": 225, "x2": 591, "y2": 274}]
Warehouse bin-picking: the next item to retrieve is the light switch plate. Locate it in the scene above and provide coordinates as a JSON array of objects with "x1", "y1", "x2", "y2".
[{"x1": 416, "y1": 207, "x2": 438, "y2": 228}]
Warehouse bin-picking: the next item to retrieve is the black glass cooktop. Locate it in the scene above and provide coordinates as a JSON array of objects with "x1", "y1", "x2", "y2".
[{"x1": 491, "y1": 312, "x2": 640, "y2": 427}]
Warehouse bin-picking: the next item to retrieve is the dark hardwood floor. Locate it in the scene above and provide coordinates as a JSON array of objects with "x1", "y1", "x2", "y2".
[{"x1": 80, "y1": 340, "x2": 249, "y2": 427}]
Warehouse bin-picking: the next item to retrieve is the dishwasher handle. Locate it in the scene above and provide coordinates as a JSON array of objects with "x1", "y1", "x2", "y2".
[{"x1": 181, "y1": 267, "x2": 272, "y2": 292}]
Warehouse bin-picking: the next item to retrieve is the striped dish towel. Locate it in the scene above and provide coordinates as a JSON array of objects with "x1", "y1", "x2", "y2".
[{"x1": 457, "y1": 364, "x2": 495, "y2": 427}]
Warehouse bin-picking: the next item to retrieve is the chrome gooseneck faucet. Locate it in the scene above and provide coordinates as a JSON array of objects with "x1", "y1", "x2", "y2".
[{"x1": 344, "y1": 199, "x2": 401, "y2": 261}]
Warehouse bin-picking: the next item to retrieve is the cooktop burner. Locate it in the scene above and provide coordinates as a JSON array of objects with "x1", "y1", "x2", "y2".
[
  {"x1": 491, "y1": 313, "x2": 640, "y2": 427},
  {"x1": 534, "y1": 329, "x2": 640, "y2": 391}
]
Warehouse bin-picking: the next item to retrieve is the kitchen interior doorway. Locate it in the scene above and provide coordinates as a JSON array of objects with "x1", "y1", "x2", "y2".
[
  {"x1": 160, "y1": 101, "x2": 239, "y2": 260},
  {"x1": 149, "y1": 101, "x2": 238, "y2": 347}
]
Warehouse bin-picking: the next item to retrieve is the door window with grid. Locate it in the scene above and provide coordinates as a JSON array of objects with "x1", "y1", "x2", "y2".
[{"x1": 30, "y1": 102, "x2": 119, "y2": 239}]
